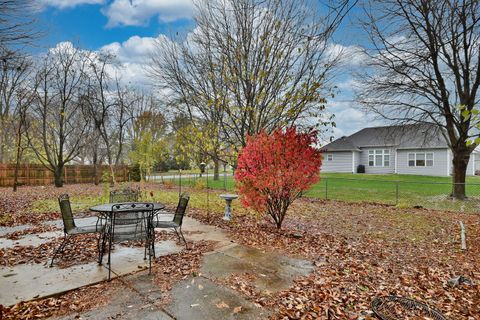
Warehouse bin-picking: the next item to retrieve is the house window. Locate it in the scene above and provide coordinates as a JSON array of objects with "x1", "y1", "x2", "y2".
[
  {"x1": 327, "y1": 154, "x2": 333, "y2": 161},
  {"x1": 426, "y1": 153, "x2": 433, "y2": 166},
  {"x1": 408, "y1": 152, "x2": 434, "y2": 167},
  {"x1": 416, "y1": 153, "x2": 425, "y2": 166},
  {"x1": 368, "y1": 149, "x2": 390, "y2": 167},
  {"x1": 408, "y1": 153, "x2": 415, "y2": 166}
]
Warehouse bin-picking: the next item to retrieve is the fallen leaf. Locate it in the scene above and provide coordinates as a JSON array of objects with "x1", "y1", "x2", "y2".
[
  {"x1": 216, "y1": 301, "x2": 229, "y2": 309},
  {"x1": 233, "y1": 306, "x2": 242, "y2": 314}
]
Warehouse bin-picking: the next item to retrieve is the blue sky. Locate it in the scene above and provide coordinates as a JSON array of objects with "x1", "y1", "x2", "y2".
[{"x1": 34, "y1": 0, "x2": 380, "y2": 141}]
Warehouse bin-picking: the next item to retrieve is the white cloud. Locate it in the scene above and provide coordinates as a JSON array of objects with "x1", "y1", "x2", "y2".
[
  {"x1": 37, "y1": 0, "x2": 105, "y2": 10},
  {"x1": 100, "y1": 34, "x2": 171, "y2": 86},
  {"x1": 102, "y1": 0, "x2": 194, "y2": 28},
  {"x1": 324, "y1": 99, "x2": 385, "y2": 141},
  {"x1": 325, "y1": 43, "x2": 369, "y2": 67},
  {"x1": 335, "y1": 78, "x2": 363, "y2": 92},
  {"x1": 100, "y1": 35, "x2": 164, "y2": 62},
  {"x1": 335, "y1": 107, "x2": 365, "y2": 124}
]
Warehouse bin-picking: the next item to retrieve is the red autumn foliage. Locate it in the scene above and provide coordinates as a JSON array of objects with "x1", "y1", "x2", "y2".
[{"x1": 235, "y1": 127, "x2": 322, "y2": 229}]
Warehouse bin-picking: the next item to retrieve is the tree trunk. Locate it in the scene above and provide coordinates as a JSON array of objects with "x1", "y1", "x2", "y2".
[
  {"x1": 93, "y1": 148, "x2": 100, "y2": 185},
  {"x1": 213, "y1": 158, "x2": 220, "y2": 181},
  {"x1": 0, "y1": 128, "x2": 7, "y2": 163},
  {"x1": 54, "y1": 165, "x2": 64, "y2": 187},
  {"x1": 451, "y1": 150, "x2": 470, "y2": 199},
  {"x1": 12, "y1": 122, "x2": 23, "y2": 192},
  {"x1": 109, "y1": 164, "x2": 116, "y2": 187}
]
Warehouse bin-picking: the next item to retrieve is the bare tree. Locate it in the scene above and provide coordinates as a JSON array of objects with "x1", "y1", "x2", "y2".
[
  {"x1": 150, "y1": 0, "x2": 346, "y2": 171},
  {"x1": 0, "y1": 54, "x2": 31, "y2": 163},
  {"x1": 357, "y1": 0, "x2": 480, "y2": 199},
  {"x1": 27, "y1": 43, "x2": 91, "y2": 187},
  {"x1": 0, "y1": 0, "x2": 39, "y2": 59},
  {"x1": 12, "y1": 84, "x2": 33, "y2": 191},
  {"x1": 84, "y1": 53, "x2": 121, "y2": 184},
  {"x1": 0, "y1": 54, "x2": 33, "y2": 191},
  {"x1": 113, "y1": 85, "x2": 138, "y2": 165}
]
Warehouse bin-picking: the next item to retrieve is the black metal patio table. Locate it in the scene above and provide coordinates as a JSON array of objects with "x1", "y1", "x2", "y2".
[
  {"x1": 90, "y1": 202, "x2": 166, "y2": 214},
  {"x1": 90, "y1": 202, "x2": 166, "y2": 279}
]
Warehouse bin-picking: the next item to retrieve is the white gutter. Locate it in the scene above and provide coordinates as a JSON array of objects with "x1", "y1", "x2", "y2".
[
  {"x1": 352, "y1": 151, "x2": 355, "y2": 173},
  {"x1": 394, "y1": 149, "x2": 397, "y2": 174}
]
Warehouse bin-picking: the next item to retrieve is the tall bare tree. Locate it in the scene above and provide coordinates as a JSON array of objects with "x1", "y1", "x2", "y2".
[
  {"x1": 0, "y1": 54, "x2": 31, "y2": 163},
  {"x1": 84, "y1": 53, "x2": 124, "y2": 184},
  {"x1": 150, "y1": 0, "x2": 347, "y2": 171},
  {"x1": 12, "y1": 83, "x2": 34, "y2": 191},
  {"x1": 27, "y1": 43, "x2": 91, "y2": 187},
  {"x1": 357, "y1": 0, "x2": 480, "y2": 199},
  {"x1": 0, "y1": 54, "x2": 33, "y2": 191}
]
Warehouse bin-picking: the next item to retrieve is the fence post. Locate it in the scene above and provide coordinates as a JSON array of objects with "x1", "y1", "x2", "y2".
[
  {"x1": 179, "y1": 170, "x2": 182, "y2": 197},
  {"x1": 395, "y1": 181, "x2": 399, "y2": 205},
  {"x1": 325, "y1": 177, "x2": 328, "y2": 199}
]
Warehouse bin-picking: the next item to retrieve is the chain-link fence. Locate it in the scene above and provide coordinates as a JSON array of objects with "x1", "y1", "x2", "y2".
[
  {"x1": 304, "y1": 177, "x2": 480, "y2": 213},
  {"x1": 147, "y1": 172, "x2": 480, "y2": 214},
  {"x1": 147, "y1": 170, "x2": 234, "y2": 194}
]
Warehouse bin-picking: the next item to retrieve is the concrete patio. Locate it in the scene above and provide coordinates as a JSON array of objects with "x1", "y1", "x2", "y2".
[{"x1": 1, "y1": 216, "x2": 313, "y2": 319}]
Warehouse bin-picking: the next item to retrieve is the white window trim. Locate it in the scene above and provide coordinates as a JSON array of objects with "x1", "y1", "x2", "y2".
[
  {"x1": 326, "y1": 154, "x2": 333, "y2": 161},
  {"x1": 368, "y1": 149, "x2": 391, "y2": 167},
  {"x1": 408, "y1": 152, "x2": 434, "y2": 167}
]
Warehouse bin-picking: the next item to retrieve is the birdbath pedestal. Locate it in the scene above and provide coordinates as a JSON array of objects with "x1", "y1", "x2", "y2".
[{"x1": 219, "y1": 194, "x2": 238, "y2": 221}]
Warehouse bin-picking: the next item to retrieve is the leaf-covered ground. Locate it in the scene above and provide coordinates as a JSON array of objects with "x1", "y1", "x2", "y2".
[
  {"x1": 0, "y1": 184, "x2": 479, "y2": 319},
  {"x1": 190, "y1": 199, "x2": 480, "y2": 319}
]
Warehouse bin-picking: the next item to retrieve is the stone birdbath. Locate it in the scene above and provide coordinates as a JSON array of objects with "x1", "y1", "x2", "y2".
[{"x1": 219, "y1": 194, "x2": 238, "y2": 221}]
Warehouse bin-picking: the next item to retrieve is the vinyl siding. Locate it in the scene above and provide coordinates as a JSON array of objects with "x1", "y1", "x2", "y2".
[
  {"x1": 359, "y1": 147, "x2": 395, "y2": 174},
  {"x1": 322, "y1": 151, "x2": 353, "y2": 173},
  {"x1": 397, "y1": 148, "x2": 448, "y2": 176}
]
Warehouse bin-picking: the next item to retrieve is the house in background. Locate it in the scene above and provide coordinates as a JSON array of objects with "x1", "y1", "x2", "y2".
[{"x1": 320, "y1": 124, "x2": 477, "y2": 176}]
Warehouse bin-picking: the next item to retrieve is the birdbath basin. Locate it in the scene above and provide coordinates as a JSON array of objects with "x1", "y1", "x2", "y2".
[{"x1": 219, "y1": 194, "x2": 238, "y2": 221}]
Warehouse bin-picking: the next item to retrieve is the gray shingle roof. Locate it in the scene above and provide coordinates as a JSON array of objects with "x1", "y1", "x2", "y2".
[
  {"x1": 320, "y1": 136, "x2": 361, "y2": 151},
  {"x1": 321, "y1": 124, "x2": 448, "y2": 151}
]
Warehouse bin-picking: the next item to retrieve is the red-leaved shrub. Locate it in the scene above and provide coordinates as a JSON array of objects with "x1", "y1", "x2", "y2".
[{"x1": 235, "y1": 127, "x2": 322, "y2": 229}]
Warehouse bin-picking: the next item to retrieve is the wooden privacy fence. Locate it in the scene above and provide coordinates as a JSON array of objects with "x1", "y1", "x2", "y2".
[{"x1": 0, "y1": 164, "x2": 130, "y2": 187}]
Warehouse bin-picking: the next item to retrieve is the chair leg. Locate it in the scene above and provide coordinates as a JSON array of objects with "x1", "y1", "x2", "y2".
[
  {"x1": 143, "y1": 238, "x2": 147, "y2": 260},
  {"x1": 107, "y1": 230, "x2": 113, "y2": 281},
  {"x1": 151, "y1": 229, "x2": 156, "y2": 258},
  {"x1": 173, "y1": 227, "x2": 181, "y2": 243},
  {"x1": 177, "y1": 227, "x2": 188, "y2": 249},
  {"x1": 148, "y1": 233, "x2": 152, "y2": 274},
  {"x1": 50, "y1": 234, "x2": 69, "y2": 267},
  {"x1": 98, "y1": 231, "x2": 107, "y2": 265}
]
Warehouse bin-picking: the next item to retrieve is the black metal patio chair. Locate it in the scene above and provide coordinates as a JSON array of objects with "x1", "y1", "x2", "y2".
[
  {"x1": 50, "y1": 194, "x2": 105, "y2": 267},
  {"x1": 103, "y1": 202, "x2": 155, "y2": 280},
  {"x1": 151, "y1": 194, "x2": 190, "y2": 252},
  {"x1": 109, "y1": 187, "x2": 139, "y2": 203}
]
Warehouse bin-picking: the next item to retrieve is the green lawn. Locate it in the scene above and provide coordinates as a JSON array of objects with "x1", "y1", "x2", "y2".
[
  {"x1": 160, "y1": 172, "x2": 480, "y2": 213},
  {"x1": 307, "y1": 174, "x2": 480, "y2": 210}
]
